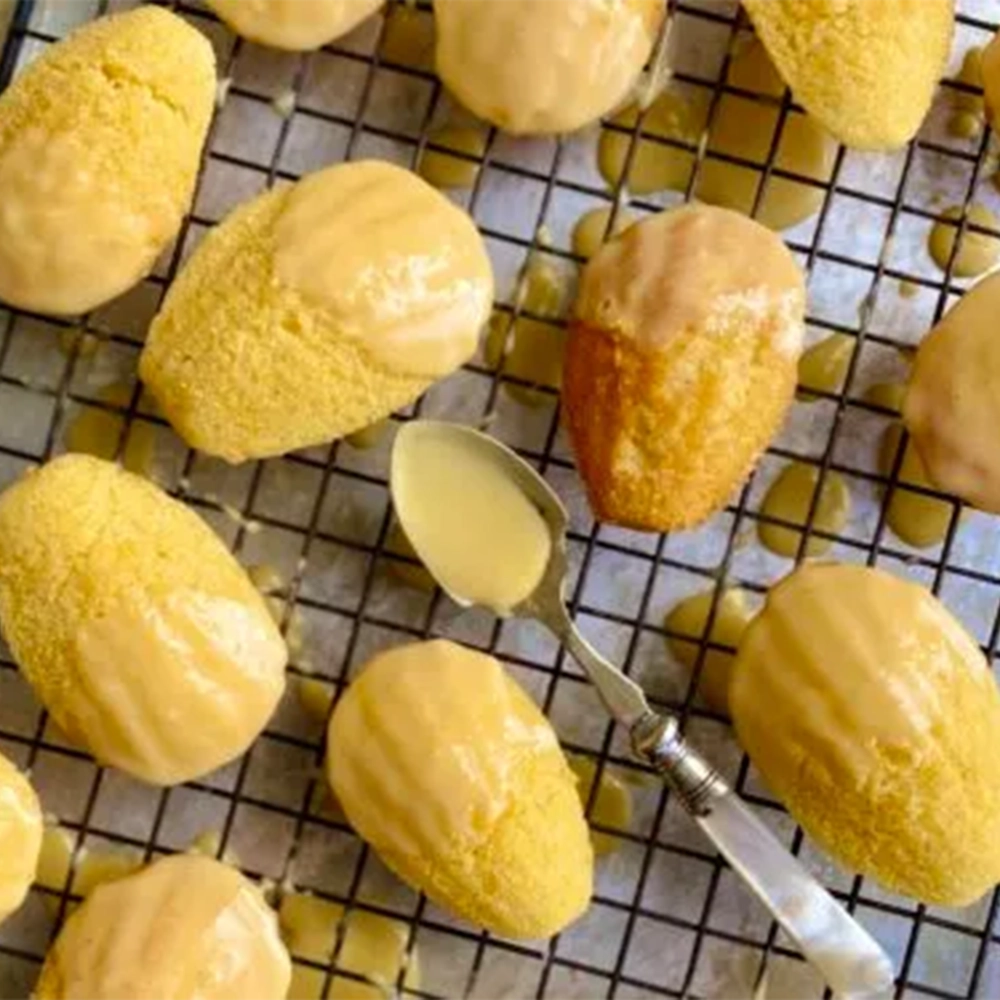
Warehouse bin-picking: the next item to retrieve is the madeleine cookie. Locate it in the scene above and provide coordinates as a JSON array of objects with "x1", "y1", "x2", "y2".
[
  {"x1": 435, "y1": 0, "x2": 662, "y2": 134},
  {"x1": 207, "y1": 0, "x2": 383, "y2": 51},
  {"x1": 35, "y1": 855, "x2": 291, "y2": 999},
  {"x1": 564, "y1": 204, "x2": 805, "y2": 531},
  {"x1": 140, "y1": 161, "x2": 493, "y2": 463},
  {"x1": 732, "y1": 562, "x2": 1000, "y2": 906},
  {"x1": 327, "y1": 640, "x2": 593, "y2": 938},
  {"x1": 0, "y1": 455, "x2": 286, "y2": 785},
  {"x1": 0, "y1": 7, "x2": 215, "y2": 315},
  {"x1": 0, "y1": 753, "x2": 42, "y2": 926},
  {"x1": 744, "y1": 0, "x2": 953, "y2": 150},
  {"x1": 904, "y1": 272, "x2": 1000, "y2": 513}
]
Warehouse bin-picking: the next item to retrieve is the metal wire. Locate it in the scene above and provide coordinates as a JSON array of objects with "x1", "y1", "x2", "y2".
[{"x1": 0, "y1": 1, "x2": 999, "y2": 997}]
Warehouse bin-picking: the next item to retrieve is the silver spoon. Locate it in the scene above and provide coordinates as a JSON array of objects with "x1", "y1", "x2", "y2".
[{"x1": 391, "y1": 420, "x2": 894, "y2": 999}]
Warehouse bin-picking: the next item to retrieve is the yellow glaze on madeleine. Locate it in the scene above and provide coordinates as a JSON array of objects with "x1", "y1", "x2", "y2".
[
  {"x1": 0, "y1": 753, "x2": 41, "y2": 926},
  {"x1": 0, "y1": 455, "x2": 286, "y2": 786},
  {"x1": 564, "y1": 204, "x2": 805, "y2": 531},
  {"x1": 904, "y1": 272, "x2": 1000, "y2": 513},
  {"x1": 983, "y1": 31, "x2": 1000, "y2": 130},
  {"x1": 34, "y1": 854, "x2": 291, "y2": 999},
  {"x1": 140, "y1": 161, "x2": 493, "y2": 463},
  {"x1": 207, "y1": 0, "x2": 383, "y2": 50},
  {"x1": 731, "y1": 562, "x2": 1000, "y2": 906},
  {"x1": 434, "y1": 0, "x2": 662, "y2": 135},
  {"x1": 743, "y1": 0, "x2": 953, "y2": 150},
  {"x1": 0, "y1": 7, "x2": 215, "y2": 315},
  {"x1": 326, "y1": 640, "x2": 593, "y2": 939}
]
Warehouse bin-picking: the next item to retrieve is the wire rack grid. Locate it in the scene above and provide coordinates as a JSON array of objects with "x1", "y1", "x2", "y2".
[{"x1": 0, "y1": 0, "x2": 1000, "y2": 997}]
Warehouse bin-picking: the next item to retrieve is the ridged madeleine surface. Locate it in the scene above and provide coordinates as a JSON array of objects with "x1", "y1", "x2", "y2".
[
  {"x1": 0, "y1": 7, "x2": 215, "y2": 315},
  {"x1": 565, "y1": 204, "x2": 805, "y2": 531},
  {"x1": 731, "y1": 563, "x2": 1000, "y2": 906},
  {"x1": 35, "y1": 855, "x2": 290, "y2": 999},
  {"x1": 140, "y1": 161, "x2": 493, "y2": 463},
  {"x1": 327, "y1": 640, "x2": 593, "y2": 939},
  {"x1": 0, "y1": 455, "x2": 286, "y2": 786},
  {"x1": 744, "y1": 0, "x2": 953, "y2": 150}
]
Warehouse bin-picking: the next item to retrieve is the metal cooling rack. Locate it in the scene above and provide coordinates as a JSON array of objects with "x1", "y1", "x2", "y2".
[{"x1": 1, "y1": 0, "x2": 1000, "y2": 997}]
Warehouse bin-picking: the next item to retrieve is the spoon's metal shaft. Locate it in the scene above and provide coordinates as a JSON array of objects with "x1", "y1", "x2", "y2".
[{"x1": 543, "y1": 602, "x2": 894, "y2": 999}]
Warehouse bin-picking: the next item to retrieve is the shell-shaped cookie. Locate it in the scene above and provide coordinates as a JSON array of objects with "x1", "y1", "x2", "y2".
[
  {"x1": 0, "y1": 7, "x2": 215, "y2": 315},
  {"x1": 904, "y1": 272, "x2": 1000, "y2": 513},
  {"x1": 140, "y1": 161, "x2": 494, "y2": 463},
  {"x1": 435, "y1": 0, "x2": 662, "y2": 134},
  {"x1": 0, "y1": 455, "x2": 287, "y2": 786},
  {"x1": 0, "y1": 753, "x2": 42, "y2": 926},
  {"x1": 564, "y1": 204, "x2": 805, "y2": 531},
  {"x1": 743, "y1": 0, "x2": 953, "y2": 150},
  {"x1": 731, "y1": 562, "x2": 1000, "y2": 906},
  {"x1": 207, "y1": 0, "x2": 384, "y2": 51},
  {"x1": 326, "y1": 639, "x2": 593, "y2": 939},
  {"x1": 35, "y1": 855, "x2": 291, "y2": 999}
]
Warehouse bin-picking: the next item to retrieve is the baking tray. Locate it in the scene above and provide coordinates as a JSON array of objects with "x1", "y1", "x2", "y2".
[{"x1": 1, "y1": 0, "x2": 999, "y2": 997}]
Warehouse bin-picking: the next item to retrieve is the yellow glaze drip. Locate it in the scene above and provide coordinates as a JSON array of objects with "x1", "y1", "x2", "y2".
[
  {"x1": 298, "y1": 677, "x2": 334, "y2": 723},
  {"x1": 664, "y1": 588, "x2": 752, "y2": 715},
  {"x1": 880, "y1": 424, "x2": 955, "y2": 549},
  {"x1": 797, "y1": 333, "x2": 854, "y2": 400},
  {"x1": 34, "y1": 854, "x2": 291, "y2": 999},
  {"x1": 326, "y1": 639, "x2": 593, "y2": 939},
  {"x1": 64, "y1": 380, "x2": 156, "y2": 478},
  {"x1": 280, "y1": 892, "x2": 420, "y2": 1000},
  {"x1": 434, "y1": 0, "x2": 662, "y2": 135},
  {"x1": 418, "y1": 126, "x2": 488, "y2": 190},
  {"x1": 391, "y1": 423, "x2": 551, "y2": 614},
  {"x1": 568, "y1": 756, "x2": 633, "y2": 855},
  {"x1": 598, "y1": 38, "x2": 835, "y2": 230},
  {"x1": 0, "y1": 753, "x2": 41, "y2": 923},
  {"x1": 949, "y1": 48, "x2": 985, "y2": 139},
  {"x1": 731, "y1": 562, "x2": 1000, "y2": 906},
  {"x1": 208, "y1": 0, "x2": 383, "y2": 51},
  {"x1": 273, "y1": 161, "x2": 493, "y2": 378},
  {"x1": 758, "y1": 462, "x2": 851, "y2": 558},
  {"x1": 344, "y1": 419, "x2": 390, "y2": 451},
  {"x1": 928, "y1": 204, "x2": 1000, "y2": 278},
  {"x1": 571, "y1": 207, "x2": 636, "y2": 261},
  {"x1": 904, "y1": 272, "x2": 1000, "y2": 513}
]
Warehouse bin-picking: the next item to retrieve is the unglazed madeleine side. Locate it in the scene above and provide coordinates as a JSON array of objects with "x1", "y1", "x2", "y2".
[
  {"x1": 0, "y1": 455, "x2": 287, "y2": 786},
  {"x1": 564, "y1": 204, "x2": 805, "y2": 531},
  {"x1": 731, "y1": 562, "x2": 1000, "y2": 905},
  {"x1": 435, "y1": 0, "x2": 662, "y2": 134},
  {"x1": 326, "y1": 639, "x2": 593, "y2": 939},
  {"x1": 207, "y1": 0, "x2": 384, "y2": 51},
  {"x1": 743, "y1": 0, "x2": 954, "y2": 150},
  {"x1": 140, "y1": 160, "x2": 494, "y2": 463},
  {"x1": 0, "y1": 7, "x2": 215, "y2": 315}
]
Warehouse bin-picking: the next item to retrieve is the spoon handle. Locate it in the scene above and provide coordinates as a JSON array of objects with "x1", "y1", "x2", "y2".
[{"x1": 634, "y1": 715, "x2": 895, "y2": 999}]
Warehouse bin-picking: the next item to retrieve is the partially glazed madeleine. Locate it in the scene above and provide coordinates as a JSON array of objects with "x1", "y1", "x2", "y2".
[
  {"x1": 207, "y1": 0, "x2": 383, "y2": 50},
  {"x1": 904, "y1": 272, "x2": 1000, "y2": 513},
  {"x1": 744, "y1": 0, "x2": 953, "y2": 150},
  {"x1": 140, "y1": 161, "x2": 494, "y2": 463},
  {"x1": 564, "y1": 204, "x2": 805, "y2": 531},
  {"x1": 731, "y1": 563, "x2": 1000, "y2": 906},
  {"x1": 0, "y1": 753, "x2": 42, "y2": 926},
  {"x1": 35, "y1": 855, "x2": 291, "y2": 999},
  {"x1": 0, "y1": 7, "x2": 215, "y2": 315},
  {"x1": 327, "y1": 640, "x2": 593, "y2": 939},
  {"x1": 0, "y1": 455, "x2": 286, "y2": 785},
  {"x1": 435, "y1": 0, "x2": 662, "y2": 134}
]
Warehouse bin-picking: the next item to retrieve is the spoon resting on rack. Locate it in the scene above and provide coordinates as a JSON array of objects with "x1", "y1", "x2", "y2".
[{"x1": 390, "y1": 419, "x2": 894, "y2": 999}]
